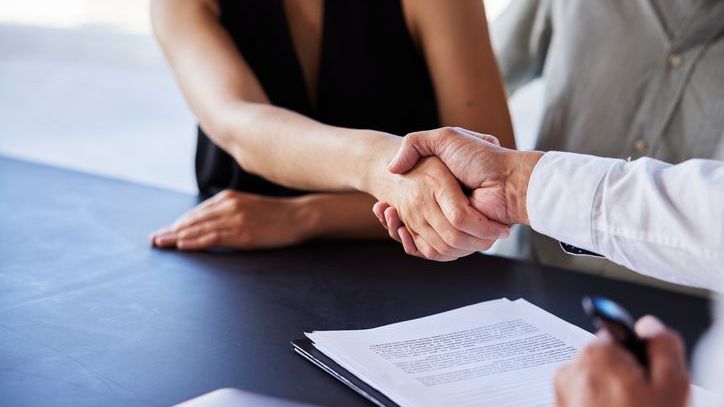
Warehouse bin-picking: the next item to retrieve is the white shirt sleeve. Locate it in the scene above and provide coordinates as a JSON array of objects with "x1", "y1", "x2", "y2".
[{"x1": 526, "y1": 151, "x2": 724, "y2": 290}]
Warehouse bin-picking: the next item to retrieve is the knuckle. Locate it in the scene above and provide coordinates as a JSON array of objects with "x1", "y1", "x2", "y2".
[
  {"x1": 228, "y1": 198, "x2": 244, "y2": 211},
  {"x1": 439, "y1": 238, "x2": 460, "y2": 255},
  {"x1": 437, "y1": 245, "x2": 454, "y2": 257},
  {"x1": 421, "y1": 246, "x2": 437, "y2": 259},
  {"x1": 658, "y1": 330, "x2": 684, "y2": 349},
  {"x1": 218, "y1": 189, "x2": 235, "y2": 199},
  {"x1": 405, "y1": 131, "x2": 422, "y2": 143},
  {"x1": 439, "y1": 126, "x2": 457, "y2": 139},
  {"x1": 441, "y1": 230, "x2": 463, "y2": 247},
  {"x1": 581, "y1": 342, "x2": 605, "y2": 360},
  {"x1": 448, "y1": 207, "x2": 468, "y2": 229},
  {"x1": 401, "y1": 134, "x2": 415, "y2": 148}
]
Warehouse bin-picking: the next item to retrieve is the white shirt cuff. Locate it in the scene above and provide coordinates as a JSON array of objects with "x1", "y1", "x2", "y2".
[{"x1": 526, "y1": 151, "x2": 619, "y2": 253}]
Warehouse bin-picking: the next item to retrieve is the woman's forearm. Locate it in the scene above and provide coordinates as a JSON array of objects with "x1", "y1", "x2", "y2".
[
  {"x1": 292, "y1": 192, "x2": 389, "y2": 240},
  {"x1": 152, "y1": 1, "x2": 398, "y2": 195},
  {"x1": 208, "y1": 101, "x2": 399, "y2": 193}
]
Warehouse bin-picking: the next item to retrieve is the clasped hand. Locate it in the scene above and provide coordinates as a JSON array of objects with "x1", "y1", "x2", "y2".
[
  {"x1": 373, "y1": 127, "x2": 541, "y2": 261},
  {"x1": 365, "y1": 154, "x2": 509, "y2": 261}
]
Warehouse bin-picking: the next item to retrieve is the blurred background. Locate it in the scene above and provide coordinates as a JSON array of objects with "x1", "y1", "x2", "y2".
[{"x1": 0, "y1": 0, "x2": 542, "y2": 194}]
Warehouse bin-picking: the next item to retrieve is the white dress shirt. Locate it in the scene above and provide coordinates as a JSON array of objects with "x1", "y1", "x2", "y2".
[
  {"x1": 526, "y1": 151, "x2": 724, "y2": 398},
  {"x1": 493, "y1": 0, "x2": 724, "y2": 278},
  {"x1": 527, "y1": 151, "x2": 724, "y2": 288}
]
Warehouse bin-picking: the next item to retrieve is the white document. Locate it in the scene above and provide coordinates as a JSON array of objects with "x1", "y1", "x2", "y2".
[{"x1": 307, "y1": 298, "x2": 716, "y2": 407}]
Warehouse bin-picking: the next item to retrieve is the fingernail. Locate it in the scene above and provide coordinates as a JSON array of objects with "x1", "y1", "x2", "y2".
[
  {"x1": 499, "y1": 229, "x2": 510, "y2": 239},
  {"x1": 636, "y1": 315, "x2": 665, "y2": 336},
  {"x1": 155, "y1": 235, "x2": 172, "y2": 245}
]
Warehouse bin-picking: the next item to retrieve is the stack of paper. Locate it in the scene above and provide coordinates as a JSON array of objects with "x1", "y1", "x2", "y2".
[{"x1": 299, "y1": 298, "x2": 715, "y2": 406}]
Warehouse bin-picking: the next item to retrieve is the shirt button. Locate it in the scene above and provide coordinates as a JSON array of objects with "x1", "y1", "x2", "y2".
[
  {"x1": 633, "y1": 138, "x2": 648, "y2": 154},
  {"x1": 669, "y1": 53, "x2": 683, "y2": 69}
]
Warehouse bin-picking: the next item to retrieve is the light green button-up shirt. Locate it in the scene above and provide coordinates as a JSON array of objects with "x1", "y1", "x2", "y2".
[{"x1": 491, "y1": 0, "x2": 724, "y2": 286}]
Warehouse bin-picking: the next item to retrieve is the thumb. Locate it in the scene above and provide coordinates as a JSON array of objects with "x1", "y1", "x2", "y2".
[
  {"x1": 635, "y1": 316, "x2": 688, "y2": 387},
  {"x1": 453, "y1": 127, "x2": 501, "y2": 146},
  {"x1": 388, "y1": 132, "x2": 439, "y2": 174}
]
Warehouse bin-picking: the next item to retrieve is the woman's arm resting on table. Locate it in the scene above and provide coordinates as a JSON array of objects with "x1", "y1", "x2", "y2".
[
  {"x1": 150, "y1": 0, "x2": 508, "y2": 257},
  {"x1": 151, "y1": 191, "x2": 388, "y2": 250}
]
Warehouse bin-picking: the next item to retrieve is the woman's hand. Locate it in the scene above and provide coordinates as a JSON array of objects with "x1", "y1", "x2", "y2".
[
  {"x1": 366, "y1": 156, "x2": 510, "y2": 261},
  {"x1": 150, "y1": 190, "x2": 314, "y2": 251}
]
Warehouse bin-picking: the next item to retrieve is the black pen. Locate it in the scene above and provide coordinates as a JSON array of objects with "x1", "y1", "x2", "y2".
[{"x1": 582, "y1": 296, "x2": 649, "y2": 370}]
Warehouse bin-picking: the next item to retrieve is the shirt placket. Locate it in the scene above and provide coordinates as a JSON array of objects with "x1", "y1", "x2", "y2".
[
  {"x1": 627, "y1": 1, "x2": 724, "y2": 161},
  {"x1": 628, "y1": 46, "x2": 708, "y2": 160}
]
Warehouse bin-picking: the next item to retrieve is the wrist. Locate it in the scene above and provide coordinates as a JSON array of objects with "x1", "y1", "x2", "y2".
[
  {"x1": 502, "y1": 150, "x2": 544, "y2": 225},
  {"x1": 286, "y1": 195, "x2": 324, "y2": 241},
  {"x1": 352, "y1": 131, "x2": 401, "y2": 196}
]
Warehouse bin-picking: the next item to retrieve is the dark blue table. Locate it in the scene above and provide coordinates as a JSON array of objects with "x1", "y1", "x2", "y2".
[{"x1": 0, "y1": 157, "x2": 711, "y2": 406}]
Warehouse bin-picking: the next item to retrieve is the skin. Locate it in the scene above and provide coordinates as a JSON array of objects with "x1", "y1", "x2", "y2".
[
  {"x1": 149, "y1": 0, "x2": 514, "y2": 256},
  {"x1": 374, "y1": 132, "x2": 692, "y2": 404},
  {"x1": 554, "y1": 315, "x2": 690, "y2": 407},
  {"x1": 374, "y1": 127, "x2": 541, "y2": 259}
]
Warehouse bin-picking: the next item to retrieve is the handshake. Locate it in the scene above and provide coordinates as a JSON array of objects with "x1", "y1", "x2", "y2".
[{"x1": 368, "y1": 127, "x2": 543, "y2": 262}]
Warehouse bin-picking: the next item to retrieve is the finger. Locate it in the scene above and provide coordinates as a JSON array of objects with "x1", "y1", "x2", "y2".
[
  {"x1": 453, "y1": 127, "x2": 500, "y2": 146},
  {"x1": 155, "y1": 216, "x2": 233, "y2": 248},
  {"x1": 175, "y1": 218, "x2": 233, "y2": 241},
  {"x1": 579, "y1": 340, "x2": 643, "y2": 384},
  {"x1": 176, "y1": 230, "x2": 235, "y2": 251},
  {"x1": 595, "y1": 329, "x2": 613, "y2": 341},
  {"x1": 635, "y1": 316, "x2": 688, "y2": 386},
  {"x1": 435, "y1": 177, "x2": 510, "y2": 240},
  {"x1": 407, "y1": 227, "x2": 440, "y2": 260},
  {"x1": 410, "y1": 230, "x2": 457, "y2": 261},
  {"x1": 153, "y1": 231, "x2": 179, "y2": 248},
  {"x1": 172, "y1": 189, "x2": 245, "y2": 230},
  {"x1": 418, "y1": 222, "x2": 470, "y2": 259},
  {"x1": 398, "y1": 226, "x2": 423, "y2": 257},
  {"x1": 171, "y1": 199, "x2": 235, "y2": 231},
  {"x1": 150, "y1": 226, "x2": 172, "y2": 244},
  {"x1": 169, "y1": 192, "x2": 232, "y2": 229},
  {"x1": 384, "y1": 206, "x2": 402, "y2": 242},
  {"x1": 426, "y1": 196, "x2": 497, "y2": 251},
  {"x1": 553, "y1": 364, "x2": 572, "y2": 407},
  {"x1": 410, "y1": 224, "x2": 465, "y2": 261},
  {"x1": 388, "y1": 131, "x2": 438, "y2": 174},
  {"x1": 372, "y1": 202, "x2": 389, "y2": 230}
]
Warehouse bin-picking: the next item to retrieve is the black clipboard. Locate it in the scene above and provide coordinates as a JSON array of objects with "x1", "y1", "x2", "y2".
[{"x1": 291, "y1": 338, "x2": 400, "y2": 407}]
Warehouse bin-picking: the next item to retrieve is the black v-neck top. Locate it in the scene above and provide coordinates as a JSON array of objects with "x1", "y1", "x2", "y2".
[{"x1": 195, "y1": 0, "x2": 440, "y2": 197}]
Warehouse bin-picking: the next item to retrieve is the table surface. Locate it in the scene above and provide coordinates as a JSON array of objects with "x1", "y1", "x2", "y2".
[{"x1": 0, "y1": 157, "x2": 712, "y2": 407}]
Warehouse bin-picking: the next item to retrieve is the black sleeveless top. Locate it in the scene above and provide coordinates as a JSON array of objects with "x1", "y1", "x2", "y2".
[{"x1": 196, "y1": 0, "x2": 440, "y2": 197}]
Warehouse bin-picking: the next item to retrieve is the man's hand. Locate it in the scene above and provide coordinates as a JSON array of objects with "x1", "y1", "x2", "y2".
[
  {"x1": 373, "y1": 127, "x2": 542, "y2": 258},
  {"x1": 554, "y1": 315, "x2": 690, "y2": 407}
]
